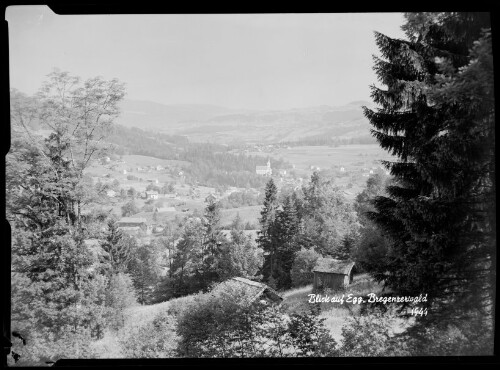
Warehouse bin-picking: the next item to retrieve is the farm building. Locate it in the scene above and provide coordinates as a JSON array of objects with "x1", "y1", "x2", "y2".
[
  {"x1": 116, "y1": 217, "x2": 148, "y2": 233},
  {"x1": 154, "y1": 206, "x2": 176, "y2": 213},
  {"x1": 145, "y1": 190, "x2": 159, "y2": 199},
  {"x1": 313, "y1": 258, "x2": 356, "y2": 292},
  {"x1": 211, "y1": 277, "x2": 283, "y2": 306}
]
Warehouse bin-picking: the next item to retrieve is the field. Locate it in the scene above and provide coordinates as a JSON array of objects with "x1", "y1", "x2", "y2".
[
  {"x1": 247, "y1": 144, "x2": 395, "y2": 173},
  {"x1": 220, "y1": 205, "x2": 262, "y2": 227}
]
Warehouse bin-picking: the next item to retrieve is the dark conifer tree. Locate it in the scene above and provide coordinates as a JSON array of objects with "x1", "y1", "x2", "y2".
[
  {"x1": 200, "y1": 195, "x2": 226, "y2": 288},
  {"x1": 363, "y1": 12, "x2": 493, "y2": 336},
  {"x1": 274, "y1": 194, "x2": 301, "y2": 289},
  {"x1": 101, "y1": 219, "x2": 133, "y2": 273},
  {"x1": 335, "y1": 234, "x2": 355, "y2": 261},
  {"x1": 257, "y1": 179, "x2": 279, "y2": 283}
]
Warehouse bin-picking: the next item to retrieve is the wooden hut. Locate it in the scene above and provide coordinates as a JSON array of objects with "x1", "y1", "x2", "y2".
[{"x1": 313, "y1": 258, "x2": 356, "y2": 292}]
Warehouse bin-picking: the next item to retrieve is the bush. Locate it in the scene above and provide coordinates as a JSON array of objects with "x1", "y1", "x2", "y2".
[
  {"x1": 121, "y1": 200, "x2": 139, "y2": 217},
  {"x1": 339, "y1": 308, "x2": 410, "y2": 357},
  {"x1": 175, "y1": 281, "x2": 338, "y2": 357},
  {"x1": 119, "y1": 310, "x2": 179, "y2": 358},
  {"x1": 9, "y1": 325, "x2": 96, "y2": 366}
]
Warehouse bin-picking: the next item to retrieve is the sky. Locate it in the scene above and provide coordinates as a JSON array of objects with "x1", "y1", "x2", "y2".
[{"x1": 6, "y1": 6, "x2": 407, "y2": 110}]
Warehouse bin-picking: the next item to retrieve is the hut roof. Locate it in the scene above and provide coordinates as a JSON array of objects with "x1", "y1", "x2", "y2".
[
  {"x1": 211, "y1": 277, "x2": 283, "y2": 304},
  {"x1": 313, "y1": 258, "x2": 355, "y2": 275},
  {"x1": 117, "y1": 217, "x2": 147, "y2": 224}
]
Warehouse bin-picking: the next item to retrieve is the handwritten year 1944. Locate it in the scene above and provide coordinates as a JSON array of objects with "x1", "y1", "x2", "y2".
[{"x1": 410, "y1": 307, "x2": 428, "y2": 316}]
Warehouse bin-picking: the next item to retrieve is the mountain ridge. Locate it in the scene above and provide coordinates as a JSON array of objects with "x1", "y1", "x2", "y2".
[{"x1": 116, "y1": 99, "x2": 376, "y2": 144}]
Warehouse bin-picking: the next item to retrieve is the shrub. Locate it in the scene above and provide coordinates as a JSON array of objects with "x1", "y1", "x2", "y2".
[
  {"x1": 175, "y1": 281, "x2": 338, "y2": 357},
  {"x1": 119, "y1": 310, "x2": 179, "y2": 358},
  {"x1": 9, "y1": 325, "x2": 96, "y2": 366},
  {"x1": 339, "y1": 307, "x2": 410, "y2": 357}
]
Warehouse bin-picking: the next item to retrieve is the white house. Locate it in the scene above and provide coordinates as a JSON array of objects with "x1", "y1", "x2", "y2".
[
  {"x1": 146, "y1": 191, "x2": 159, "y2": 200},
  {"x1": 106, "y1": 189, "x2": 117, "y2": 197}
]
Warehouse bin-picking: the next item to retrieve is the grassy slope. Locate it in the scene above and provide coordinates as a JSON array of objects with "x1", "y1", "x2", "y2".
[
  {"x1": 91, "y1": 273, "x2": 387, "y2": 357},
  {"x1": 282, "y1": 273, "x2": 385, "y2": 343}
]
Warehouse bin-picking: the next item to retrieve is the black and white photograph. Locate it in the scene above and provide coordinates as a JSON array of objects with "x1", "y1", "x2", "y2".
[{"x1": 5, "y1": 7, "x2": 495, "y2": 365}]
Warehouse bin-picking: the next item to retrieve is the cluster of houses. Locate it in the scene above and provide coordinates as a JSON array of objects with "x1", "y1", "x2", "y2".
[{"x1": 114, "y1": 214, "x2": 174, "y2": 237}]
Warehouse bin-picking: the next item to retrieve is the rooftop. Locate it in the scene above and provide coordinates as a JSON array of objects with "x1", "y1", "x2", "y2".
[
  {"x1": 211, "y1": 277, "x2": 282, "y2": 304},
  {"x1": 117, "y1": 217, "x2": 147, "y2": 224},
  {"x1": 313, "y1": 258, "x2": 355, "y2": 275}
]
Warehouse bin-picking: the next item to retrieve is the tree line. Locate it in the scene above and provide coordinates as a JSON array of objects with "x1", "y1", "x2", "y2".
[{"x1": 107, "y1": 124, "x2": 290, "y2": 188}]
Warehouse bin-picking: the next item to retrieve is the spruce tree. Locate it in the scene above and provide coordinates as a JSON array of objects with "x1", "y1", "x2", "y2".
[
  {"x1": 200, "y1": 195, "x2": 226, "y2": 289},
  {"x1": 101, "y1": 219, "x2": 133, "y2": 274},
  {"x1": 257, "y1": 179, "x2": 279, "y2": 284},
  {"x1": 274, "y1": 194, "x2": 301, "y2": 289},
  {"x1": 363, "y1": 12, "x2": 493, "y2": 334}
]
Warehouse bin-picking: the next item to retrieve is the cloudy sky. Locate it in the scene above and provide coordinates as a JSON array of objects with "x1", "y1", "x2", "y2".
[{"x1": 6, "y1": 7, "x2": 406, "y2": 110}]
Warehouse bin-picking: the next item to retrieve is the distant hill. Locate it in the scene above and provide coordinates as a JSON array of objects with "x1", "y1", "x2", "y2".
[
  {"x1": 117, "y1": 99, "x2": 238, "y2": 130},
  {"x1": 116, "y1": 99, "x2": 376, "y2": 144}
]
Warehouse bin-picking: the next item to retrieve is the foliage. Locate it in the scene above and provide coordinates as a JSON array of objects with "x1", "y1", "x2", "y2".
[
  {"x1": 105, "y1": 273, "x2": 137, "y2": 330},
  {"x1": 9, "y1": 70, "x2": 125, "y2": 228},
  {"x1": 300, "y1": 172, "x2": 360, "y2": 256},
  {"x1": 9, "y1": 325, "x2": 97, "y2": 366},
  {"x1": 339, "y1": 309, "x2": 410, "y2": 357},
  {"x1": 119, "y1": 310, "x2": 179, "y2": 358},
  {"x1": 121, "y1": 200, "x2": 139, "y2": 217},
  {"x1": 100, "y1": 219, "x2": 134, "y2": 273},
  {"x1": 257, "y1": 179, "x2": 280, "y2": 285},
  {"x1": 219, "y1": 189, "x2": 264, "y2": 209},
  {"x1": 175, "y1": 283, "x2": 338, "y2": 357},
  {"x1": 128, "y1": 243, "x2": 162, "y2": 305},
  {"x1": 363, "y1": 12, "x2": 494, "y2": 336},
  {"x1": 290, "y1": 247, "x2": 321, "y2": 288},
  {"x1": 218, "y1": 229, "x2": 263, "y2": 281}
]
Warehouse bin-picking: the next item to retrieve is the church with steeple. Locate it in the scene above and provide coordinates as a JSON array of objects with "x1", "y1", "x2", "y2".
[{"x1": 256, "y1": 159, "x2": 272, "y2": 176}]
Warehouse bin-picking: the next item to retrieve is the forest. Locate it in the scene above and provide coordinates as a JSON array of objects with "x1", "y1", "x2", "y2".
[
  {"x1": 6, "y1": 12, "x2": 495, "y2": 364},
  {"x1": 107, "y1": 124, "x2": 290, "y2": 188}
]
